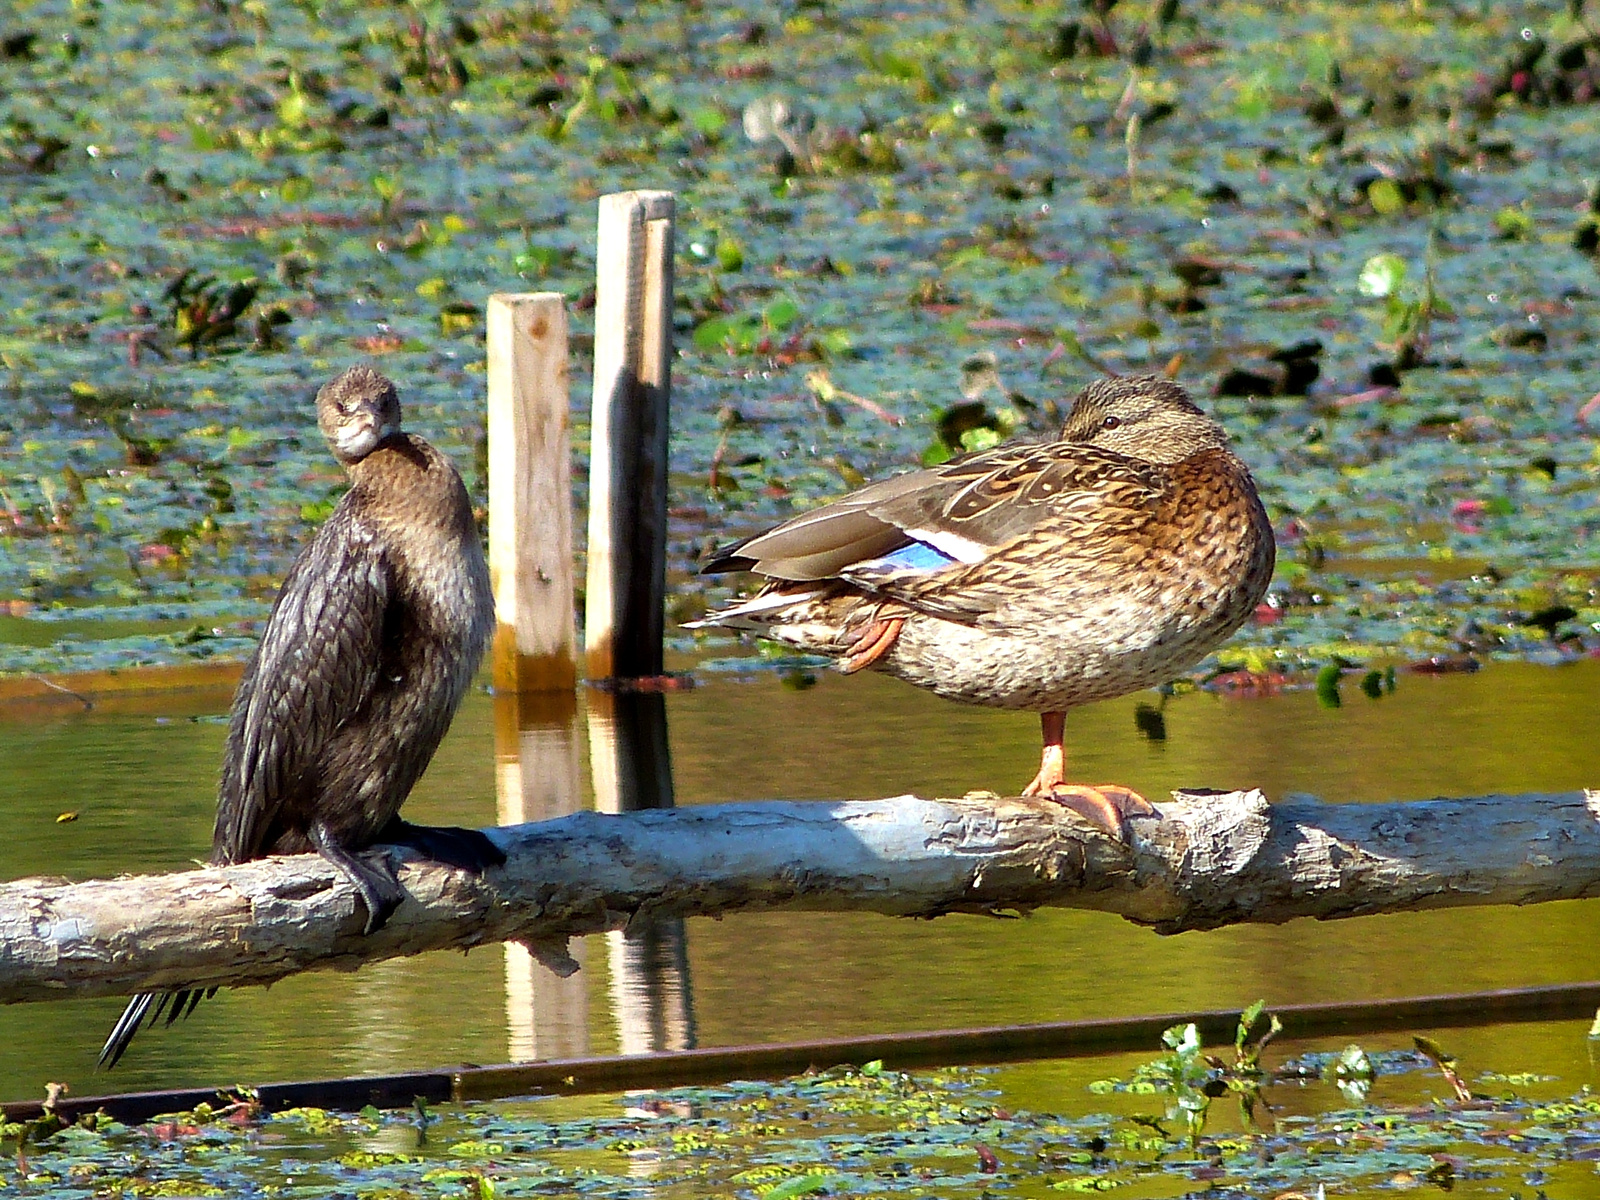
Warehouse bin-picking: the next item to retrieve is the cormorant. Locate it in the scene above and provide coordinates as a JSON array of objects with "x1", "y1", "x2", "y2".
[{"x1": 100, "y1": 365, "x2": 502, "y2": 1067}]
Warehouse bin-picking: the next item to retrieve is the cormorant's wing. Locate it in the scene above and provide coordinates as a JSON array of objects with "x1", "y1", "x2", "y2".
[
  {"x1": 211, "y1": 499, "x2": 390, "y2": 864},
  {"x1": 103, "y1": 500, "x2": 390, "y2": 1071},
  {"x1": 701, "y1": 441, "x2": 1166, "y2": 583}
]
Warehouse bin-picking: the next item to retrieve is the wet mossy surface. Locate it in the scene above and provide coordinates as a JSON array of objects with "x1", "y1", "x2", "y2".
[{"x1": 4, "y1": 0, "x2": 1600, "y2": 679}]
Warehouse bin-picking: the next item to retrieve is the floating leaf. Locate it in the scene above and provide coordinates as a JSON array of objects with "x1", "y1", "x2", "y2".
[
  {"x1": 1367, "y1": 177, "x2": 1404, "y2": 214},
  {"x1": 1357, "y1": 253, "x2": 1407, "y2": 298}
]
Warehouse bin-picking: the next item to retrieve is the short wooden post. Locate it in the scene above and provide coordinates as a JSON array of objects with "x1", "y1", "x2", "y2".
[
  {"x1": 486, "y1": 292, "x2": 576, "y2": 694},
  {"x1": 584, "y1": 190, "x2": 674, "y2": 682}
]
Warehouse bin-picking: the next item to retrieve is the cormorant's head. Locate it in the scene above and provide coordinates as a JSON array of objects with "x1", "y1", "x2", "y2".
[
  {"x1": 317, "y1": 365, "x2": 402, "y2": 463},
  {"x1": 1057, "y1": 375, "x2": 1227, "y2": 465}
]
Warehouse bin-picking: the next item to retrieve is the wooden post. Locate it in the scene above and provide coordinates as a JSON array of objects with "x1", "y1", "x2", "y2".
[
  {"x1": 486, "y1": 292, "x2": 576, "y2": 694},
  {"x1": 585, "y1": 190, "x2": 674, "y2": 682}
]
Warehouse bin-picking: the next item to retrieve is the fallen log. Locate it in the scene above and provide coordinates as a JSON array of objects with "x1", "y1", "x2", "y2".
[{"x1": 5, "y1": 788, "x2": 1600, "y2": 1005}]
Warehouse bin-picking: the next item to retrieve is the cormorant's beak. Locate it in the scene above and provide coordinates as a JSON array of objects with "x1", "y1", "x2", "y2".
[{"x1": 332, "y1": 420, "x2": 381, "y2": 461}]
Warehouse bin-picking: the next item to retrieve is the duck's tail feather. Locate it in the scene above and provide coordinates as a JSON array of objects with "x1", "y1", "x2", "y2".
[
  {"x1": 99, "y1": 986, "x2": 219, "y2": 1069},
  {"x1": 682, "y1": 585, "x2": 825, "y2": 631}
]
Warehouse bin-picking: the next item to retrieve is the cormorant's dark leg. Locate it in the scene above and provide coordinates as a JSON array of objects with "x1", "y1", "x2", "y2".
[
  {"x1": 375, "y1": 817, "x2": 506, "y2": 873},
  {"x1": 309, "y1": 818, "x2": 408, "y2": 935}
]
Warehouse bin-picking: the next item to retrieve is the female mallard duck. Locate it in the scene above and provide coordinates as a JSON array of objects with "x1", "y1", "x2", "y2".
[{"x1": 692, "y1": 375, "x2": 1274, "y2": 836}]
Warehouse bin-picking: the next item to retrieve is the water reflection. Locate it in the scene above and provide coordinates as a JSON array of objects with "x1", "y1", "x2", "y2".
[
  {"x1": 7, "y1": 658, "x2": 1600, "y2": 1101},
  {"x1": 586, "y1": 691, "x2": 696, "y2": 1057},
  {"x1": 491, "y1": 687, "x2": 696, "y2": 1065},
  {"x1": 493, "y1": 690, "x2": 587, "y2": 1062}
]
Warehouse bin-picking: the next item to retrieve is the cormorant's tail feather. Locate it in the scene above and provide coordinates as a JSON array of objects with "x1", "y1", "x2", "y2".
[
  {"x1": 167, "y1": 988, "x2": 205, "y2": 1026},
  {"x1": 99, "y1": 987, "x2": 218, "y2": 1069},
  {"x1": 99, "y1": 993, "x2": 155, "y2": 1070}
]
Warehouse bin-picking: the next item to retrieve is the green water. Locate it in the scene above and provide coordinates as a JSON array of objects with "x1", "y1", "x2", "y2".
[{"x1": 5, "y1": 656, "x2": 1600, "y2": 1104}]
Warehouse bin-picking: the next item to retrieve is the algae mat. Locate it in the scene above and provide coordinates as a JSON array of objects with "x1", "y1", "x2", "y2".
[{"x1": 2, "y1": 0, "x2": 1600, "y2": 675}]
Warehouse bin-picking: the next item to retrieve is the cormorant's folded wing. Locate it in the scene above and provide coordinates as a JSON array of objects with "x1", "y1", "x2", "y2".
[{"x1": 212, "y1": 500, "x2": 389, "y2": 864}]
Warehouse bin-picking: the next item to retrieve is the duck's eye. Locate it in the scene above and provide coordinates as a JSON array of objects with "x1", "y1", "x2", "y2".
[{"x1": 1101, "y1": 415, "x2": 1122, "y2": 430}]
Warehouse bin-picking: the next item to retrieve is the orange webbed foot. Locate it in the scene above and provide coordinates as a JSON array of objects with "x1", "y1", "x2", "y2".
[
  {"x1": 1022, "y1": 712, "x2": 1158, "y2": 840},
  {"x1": 839, "y1": 617, "x2": 904, "y2": 674},
  {"x1": 1040, "y1": 783, "x2": 1159, "y2": 841}
]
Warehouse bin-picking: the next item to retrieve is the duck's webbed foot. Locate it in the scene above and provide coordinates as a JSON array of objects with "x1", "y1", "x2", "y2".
[
  {"x1": 838, "y1": 617, "x2": 904, "y2": 674},
  {"x1": 1040, "y1": 784, "x2": 1159, "y2": 842},
  {"x1": 377, "y1": 818, "x2": 506, "y2": 873},
  {"x1": 1020, "y1": 711, "x2": 1159, "y2": 841},
  {"x1": 310, "y1": 819, "x2": 407, "y2": 935}
]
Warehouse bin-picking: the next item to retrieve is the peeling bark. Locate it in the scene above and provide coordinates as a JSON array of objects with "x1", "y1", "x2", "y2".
[{"x1": 4, "y1": 788, "x2": 1600, "y2": 1005}]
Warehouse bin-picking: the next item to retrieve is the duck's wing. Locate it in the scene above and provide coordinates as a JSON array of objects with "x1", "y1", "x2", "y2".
[
  {"x1": 700, "y1": 464, "x2": 941, "y2": 581},
  {"x1": 702, "y1": 440, "x2": 1166, "y2": 590},
  {"x1": 211, "y1": 498, "x2": 390, "y2": 864}
]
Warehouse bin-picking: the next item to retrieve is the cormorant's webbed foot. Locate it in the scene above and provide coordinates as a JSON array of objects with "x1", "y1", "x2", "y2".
[
  {"x1": 376, "y1": 818, "x2": 506, "y2": 874},
  {"x1": 310, "y1": 819, "x2": 408, "y2": 935}
]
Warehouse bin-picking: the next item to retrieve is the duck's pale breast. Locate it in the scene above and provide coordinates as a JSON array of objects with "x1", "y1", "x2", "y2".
[{"x1": 880, "y1": 448, "x2": 1274, "y2": 711}]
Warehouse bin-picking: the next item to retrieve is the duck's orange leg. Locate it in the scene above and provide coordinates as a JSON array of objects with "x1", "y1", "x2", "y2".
[
  {"x1": 838, "y1": 617, "x2": 904, "y2": 674},
  {"x1": 1021, "y1": 711, "x2": 1158, "y2": 840}
]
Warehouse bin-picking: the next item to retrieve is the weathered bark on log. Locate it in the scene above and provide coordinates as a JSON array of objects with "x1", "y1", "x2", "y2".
[{"x1": 5, "y1": 788, "x2": 1600, "y2": 1005}]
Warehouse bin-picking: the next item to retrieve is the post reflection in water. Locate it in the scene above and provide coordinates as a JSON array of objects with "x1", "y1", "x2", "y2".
[
  {"x1": 492, "y1": 689, "x2": 588, "y2": 1063},
  {"x1": 493, "y1": 686, "x2": 696, "y2": 1063},
  {"x1": 588, "y1": 690, "x2": 697, "y2": 1057}
]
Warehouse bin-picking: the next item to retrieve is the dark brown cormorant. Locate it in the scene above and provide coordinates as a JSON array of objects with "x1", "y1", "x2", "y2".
[{"x1": 99, "y1": 365, "x2": 502, "y2": 1067}]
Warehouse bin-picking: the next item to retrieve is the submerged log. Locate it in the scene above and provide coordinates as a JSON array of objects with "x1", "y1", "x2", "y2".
[{"x1": 4, "y1": 788, "x2": 1600, "y2": 1005}]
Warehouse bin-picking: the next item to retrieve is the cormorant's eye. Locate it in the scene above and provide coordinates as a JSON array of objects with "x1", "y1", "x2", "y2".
[{"x1": 1101, "y1": 415, "x2": 1122, "y2": 430}]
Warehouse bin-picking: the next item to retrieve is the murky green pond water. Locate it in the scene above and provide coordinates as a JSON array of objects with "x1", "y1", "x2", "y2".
[
  {"x1": 5, "y1": 656, "x2": 1600, "y2": 1106},
  {"x1": 6, "y1": 0, "x2": 1600, "y2": 678}
]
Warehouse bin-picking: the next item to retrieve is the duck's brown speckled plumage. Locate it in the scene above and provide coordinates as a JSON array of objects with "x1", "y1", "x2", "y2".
[
  {"x1": 694, "y1": 375, "x2": 1274, "y2": 817},
  {"x1": 100, "y1": 365, "x2": 495, "y2": 1068}
]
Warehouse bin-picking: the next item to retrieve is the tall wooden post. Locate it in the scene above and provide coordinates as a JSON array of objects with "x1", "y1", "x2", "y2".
[
  {"x1": 486, "y1": 292, "x2": 576, "y2": 694},
  {"x1": 582, "y1": 191, "x2": 687, "y2": 1048},
  {"x1": 585, "y1": 190, "x2": 674, "y2": 682}
]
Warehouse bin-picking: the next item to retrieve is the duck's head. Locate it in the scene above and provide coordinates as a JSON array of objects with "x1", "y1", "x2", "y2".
[
  {"x1": 317, "y1": 364, "x2": 403, "y2": 463},
  {"x1": 1058, "y1": 375, "x2": 1228, "y2": 464}
]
